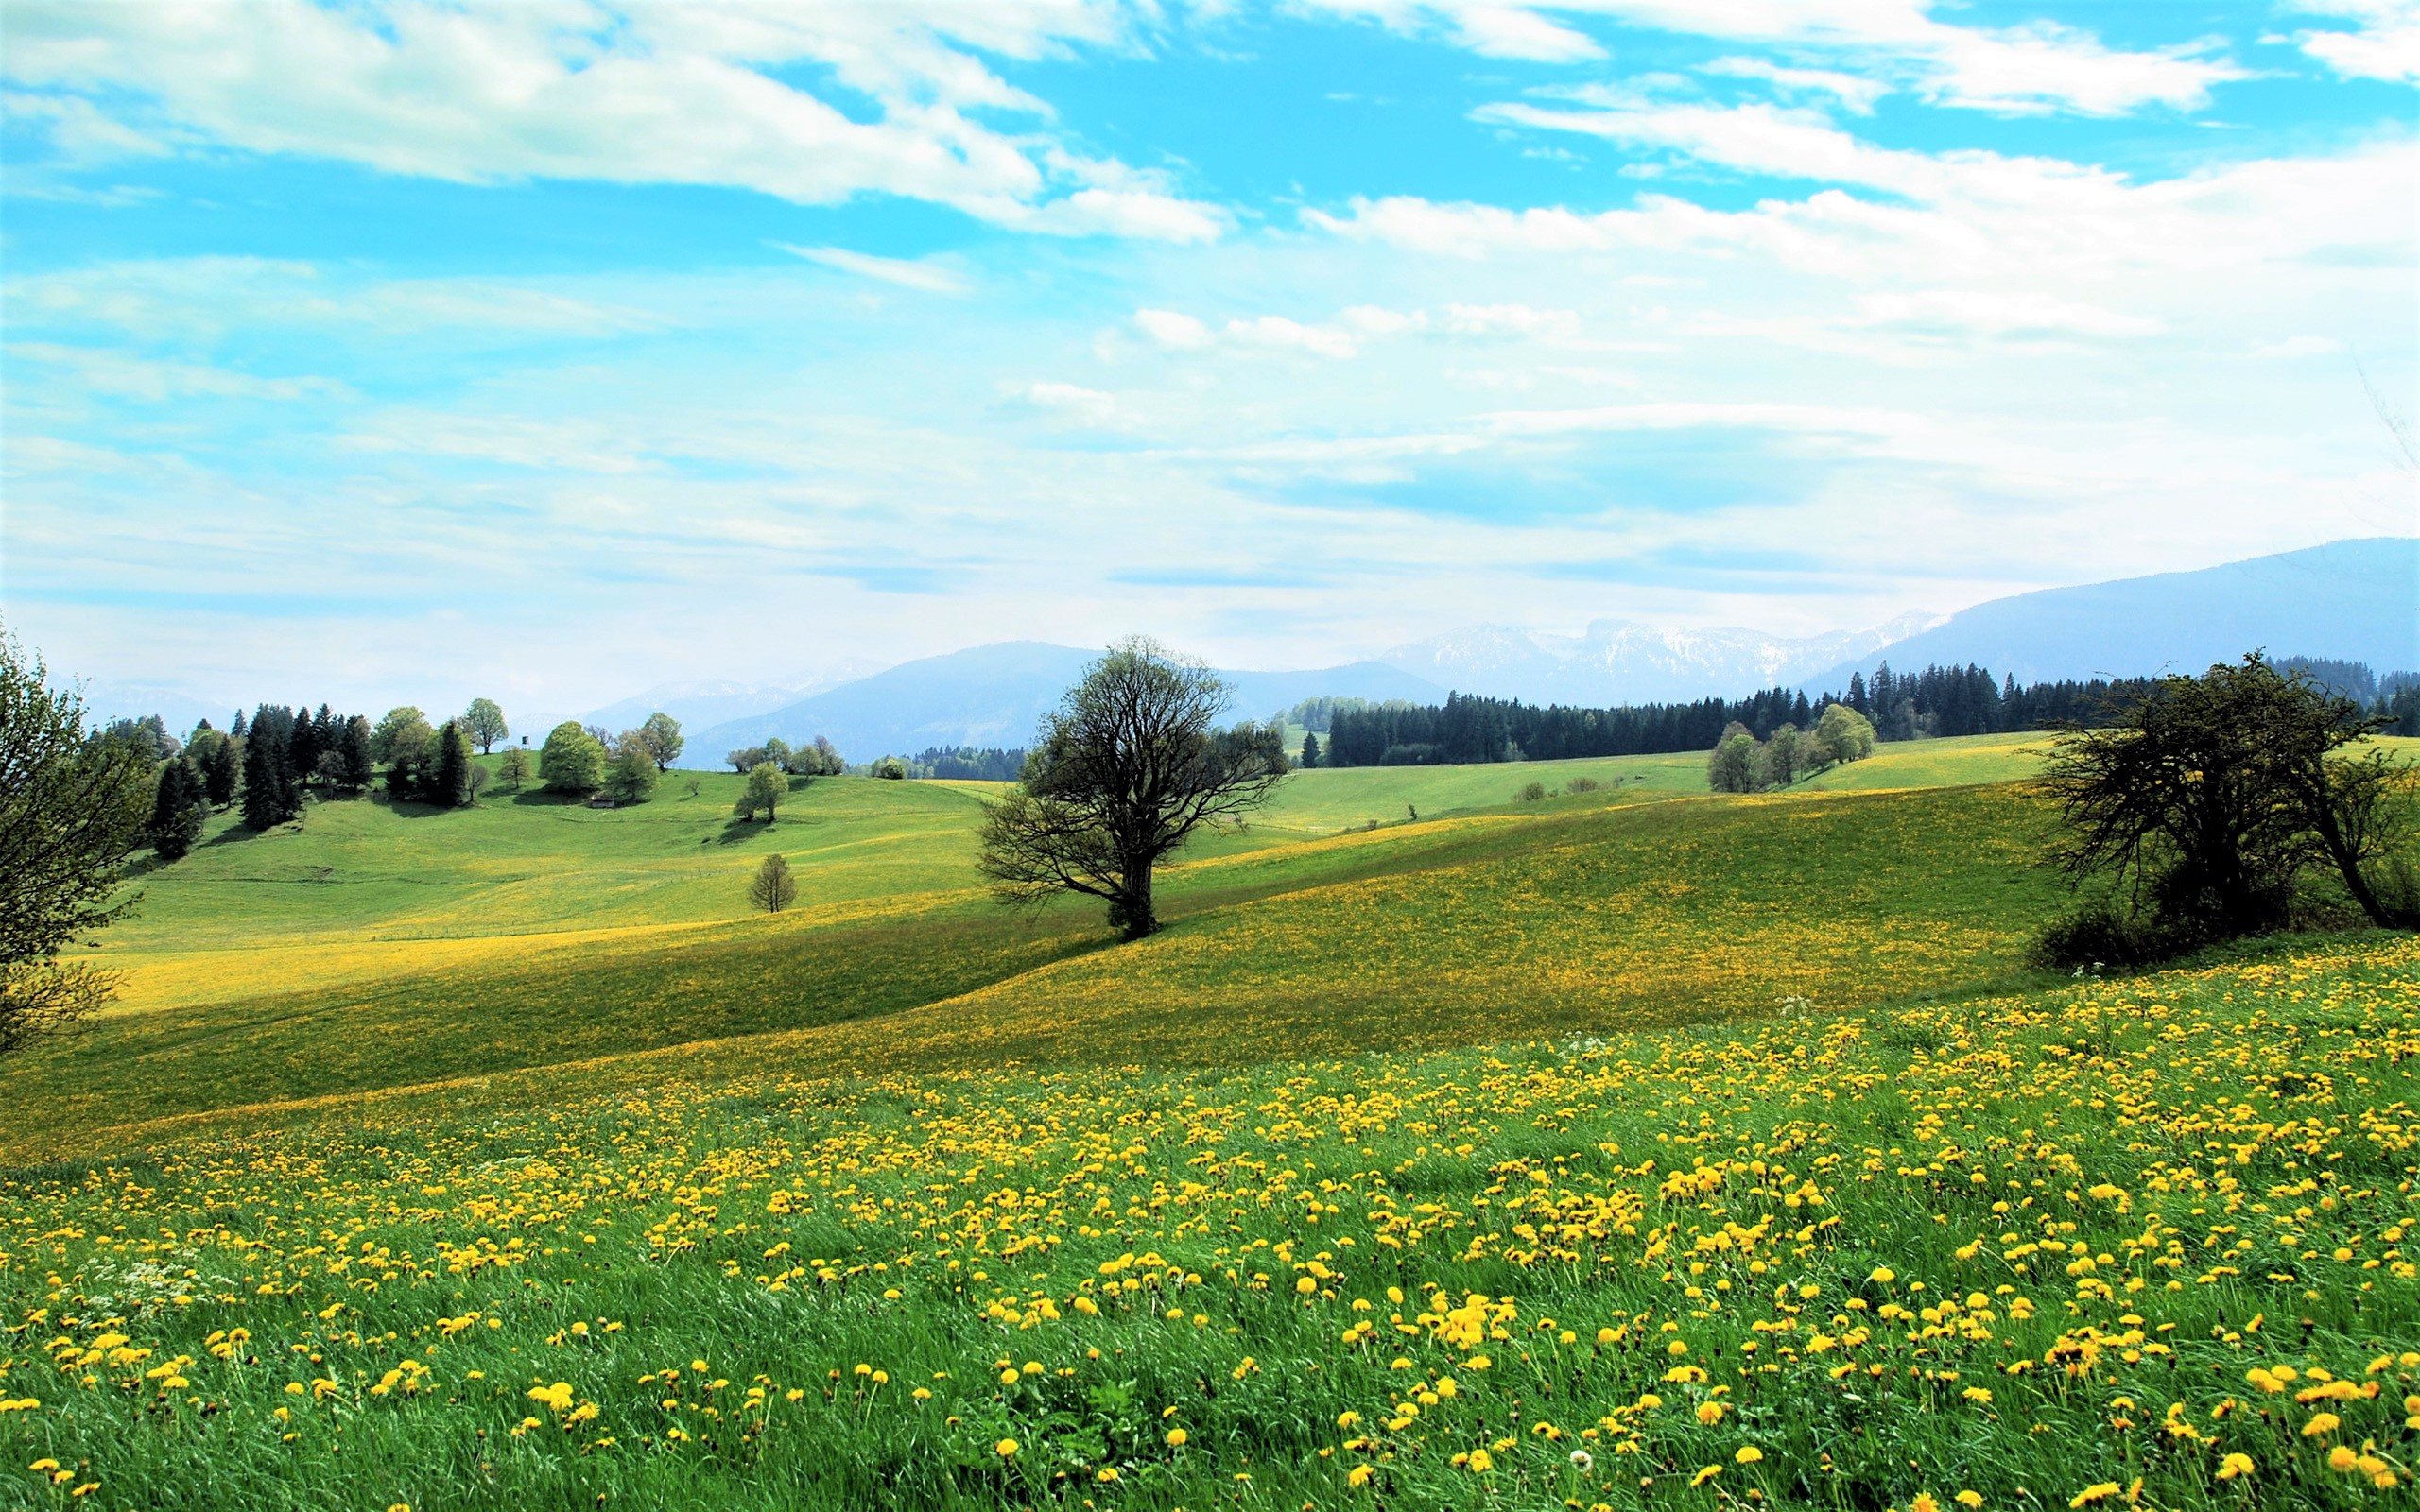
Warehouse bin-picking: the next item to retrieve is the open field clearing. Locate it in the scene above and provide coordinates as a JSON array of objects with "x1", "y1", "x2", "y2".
[
  {"x1": 9, "y1": 768, "x2": 2066, "y2": 1160},
  {"x1": 2, "y1": 935, "x2": 2413, "y2": 1510}
]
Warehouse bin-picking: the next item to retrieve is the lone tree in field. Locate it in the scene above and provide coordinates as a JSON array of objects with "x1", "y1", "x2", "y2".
[
  {"x1": 0, "y1": 629, "x2": 151, "y2": 1054},
  {"x1": 977, "y1": 638, "x2": 1288, "y2": 942},
  {"x1": 735, "y1": 761, "x2": 786, "y2": 823},
  {"x1": 539, "y1": 721, "x2": 607, "y2": 795},
  {"x1": 463, "y1": 697, "x2": 510, "y2": 754},
  {"x1": 636, "y1": 712, "x2": 684, "y2": 771},
  {"x1": 498, "y1": 747, "x2": 533, "y2": 791},
  {"x1": 2041, "y1": 653, "x2": 2411, "y2": 964},
  {"x1": 748, "y1": 852, "x2": 797, "y2": 913}
]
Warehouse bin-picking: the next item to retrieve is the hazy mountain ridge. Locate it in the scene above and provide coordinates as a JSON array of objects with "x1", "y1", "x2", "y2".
[
  {"x1": 683, "y1": 644, "x2": 1448, "y2": 768},
  {"x1": 1382, "y1": 611, "x2": 1945, "y2": 706},
  {"x1": 1803, "y1": 537, "x2": 2418, "y2": 693}
]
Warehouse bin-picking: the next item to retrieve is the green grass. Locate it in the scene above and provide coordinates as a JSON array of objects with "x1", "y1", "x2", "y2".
[
  {"x1": 14, "y1": 770, "x2": 2066, "y2": 1161},
  {"x1": 2, "y1": 934, "x2": 2412, "y2": 1511}
]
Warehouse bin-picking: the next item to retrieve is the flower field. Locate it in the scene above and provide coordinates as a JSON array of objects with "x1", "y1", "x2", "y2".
[{"x1": 4, "y1": 933, "x2": 2414, "y2": 1510}]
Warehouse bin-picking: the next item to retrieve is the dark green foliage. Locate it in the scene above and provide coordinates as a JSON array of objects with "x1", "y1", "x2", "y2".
[
  {"x1": 1300, "y1": 731, "x2": 1321, "y2": 769},
  {"x1": 0, "y1": 628, "x2": 150, "y2": 1053},
  {"x1": 635, "y1": 711, "x2": 681, "y2": 769},
  {"x1": 100, "y1": 714, "x2": 177, "y2": 765},
  {"x1": 147, "y1": 759, "x2": 209, "y2": 861},
  {"x1": 2038, "y1": 653, "x2": 2411, "y2": 967},
  {"x1": 1706, "y1": 724, "x2": 1759, "y2": 794},
  {"x1": 604, "y1": 741, "x2": 658, "y2": 805},
  {"x1": 427, "y1": 721, "x2": 475, "y2": 809},
  {"x1": 190, "y1": 728, "x2": 239, "y2": 809},
  {"x1": 240, "y1": 707, "x2": 302, "y2": 830},
  {"x1": 287, "y1": 705, "x2": 320, "y2": 786},
  {"x1": 872, "y1": 755, "x2": 908, "y2": 780},
  {"x1": 978, "y1": 638, "x2": 1288, "y2": 942},
  {"x1": 337, "y1": 715, "x2": 374, "y2": 794}
]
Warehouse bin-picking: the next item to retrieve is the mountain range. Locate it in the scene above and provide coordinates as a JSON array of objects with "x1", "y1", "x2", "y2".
[{"x1": 681, "y1": 644, "x2": 1445, "y2": 768}]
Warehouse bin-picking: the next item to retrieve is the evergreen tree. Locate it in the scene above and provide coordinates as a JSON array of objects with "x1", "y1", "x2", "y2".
[
  {"x1": 230, "y1": 708, "x2": 249, "y2": 739},
  {"x1": 337, "y1": 715, "x2": 374, "y2": 794},
  {"x1": 1300, "y1": 731, "x2": 1321, "y2": 769},
  {"x1": 240, "y1": 715, "x2": 296, "y2": 830},
  {"x1": 287, "y1": 704, "x2": 321, "y2": 786},
  {"x1": 147, "y1": 759, "x2": 209, "y2": 861},
  {"x1": 428, "y1": 721, "x2": 475, "y2": 809}
]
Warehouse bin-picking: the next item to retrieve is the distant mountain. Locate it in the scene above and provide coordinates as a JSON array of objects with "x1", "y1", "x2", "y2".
[
  {"x1": 579, "y1": 662, "x2": 889, "y2": 737},
  {"x1": 78, "y1": 679, "x2": 238, "y2": 741},
  {"x1": 684, "y1": 642, "x2": 1446, "y2": 767},
  {"x1": 1382, "y1": 612, "x2": 1941, "y2": 705},
  {"x1": 1804, "y1": 537, "x2": 2419, "y2": 692}
]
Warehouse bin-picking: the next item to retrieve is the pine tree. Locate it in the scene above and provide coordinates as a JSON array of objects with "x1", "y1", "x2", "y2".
[
  {"x1": 230, "y1": 708, "x2": 249, "y2": 739},
  {"x1": 199, "y1": 731, "x2": 239, "y2": 809},
  {"x1": 288, "y1": 704, "x2": 321, "y2": 787},
  {"x1": 241, "y1": 717, "x2": 294, "y2": 830},
  {"x1": 338, "y1": 716, "x2": 374, "y2": 794},
  {"x1": 1300, "y1": 731, "x2": 1321, "y2": 769},
  {"x1": 147, "y1": 760, "x2": 209, "y2": 860},
  {"x1": 429, "y1": 721, "x2": 474, "y2": 809}
]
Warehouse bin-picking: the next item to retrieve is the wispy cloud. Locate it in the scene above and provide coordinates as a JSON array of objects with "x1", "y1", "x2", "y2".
[{"x1": 775, "y1": 244, "x2": 971, "y2": 295}]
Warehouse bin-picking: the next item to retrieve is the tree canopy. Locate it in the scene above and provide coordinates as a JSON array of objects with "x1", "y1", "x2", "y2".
[
  {"x1": 463, "y1": 697, "x2": 510, "y2": 753},
  {"x1": 2040, "y1": 653, "x2": 2412, "y2": 964},
  {"x1": 977, "y1": 638, "x2": 1288, "y2": 941},
  {"x1": 0, "y1": 629, "x2": 151, "y2": 1054}
]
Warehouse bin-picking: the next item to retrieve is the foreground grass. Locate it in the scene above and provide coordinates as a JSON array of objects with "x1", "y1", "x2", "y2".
[{"x1": 2, "y1": 935, "x2": 2413, "y2": 1509}]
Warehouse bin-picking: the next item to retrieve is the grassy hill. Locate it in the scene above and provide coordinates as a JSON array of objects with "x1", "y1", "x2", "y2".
[{"x1": 9, "y1": 744, "x2": 2067, "y2": 1160}]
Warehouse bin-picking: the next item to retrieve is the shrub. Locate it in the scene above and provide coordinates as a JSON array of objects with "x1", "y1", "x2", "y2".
[
  {"x1": 1565, "y1": 776, "x2": 1599, "y2": 795},
  {"x1": 1516, "y1": 781, "x2": 1547, "y2": 802}
]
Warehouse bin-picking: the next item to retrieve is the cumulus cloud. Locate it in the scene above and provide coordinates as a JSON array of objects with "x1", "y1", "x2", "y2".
[
  {"x1": 0, "y1": 0, "x2": 1223, "y2": 240},
  {"x1": 2291, "y1": 0, "x2": 2420, "y2": 80}
]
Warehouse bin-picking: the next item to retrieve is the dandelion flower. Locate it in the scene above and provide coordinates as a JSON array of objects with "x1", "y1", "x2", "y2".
[
  {"x1": 1736, "y1": 1447, "x2": 1763, "y2": 1464},
  {"x1": 2216, "y1": 1454, "x2": 2254, "y2": 1481},
  {"x1": 994, "y1": 1438, "x2": 1018, "y2": 1457}
]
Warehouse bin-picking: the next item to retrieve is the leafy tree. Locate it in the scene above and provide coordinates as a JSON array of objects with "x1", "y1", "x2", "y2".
[
  {"x1": 499, "y1": 747, "x2": 534, "y2": 791},
  {"x1": 726, "y1": 747, "x2": 767, "y2": 774},
  {"x1": 103, "y1": 714, "x2": 178, "y2": 766},
  {"x1": 748, "y1": 852, "x2": 797, "y2": 913},
  {"x1": 0, "y1": 629, "x2": 151, "y2": 1054},
  {"x1": 636, "y1": 712, "x2": 683, "y2": 771},
  {"x1": 427, "y1": 720, "x2": 475, "y2": 809},
  {"x1": 1764, "y1": 724, "x2": 1803, "y2": 787},
  {"x1": 872, "y1": 755, "x2": 907, "y2": 780},
  {"x1": 762, "y1": 737, "x2": 794, "y2": 774},
  {"x1": 1812, "y1": 703, "x2": 1876, "y2": 766},
  {"x1": 370, "y1": 706, "x2": 428, "y2": 765},
  {"x1": 464, "y1": 697, "x2": 510, "y2": 753},
  {"x1": 539, "y1": 721, "x2": 608, "y2": 795},
  {"x1": 2040, "y1": 654, "x2": 2411, "y2": 963},
  {"x1": 735, "y1": 761, "x2": 786, "y2": 822},
  {"x1": 810, "y1": 736, "x2": 846, "y2": 775},
  {"x1": 977, "y1": 638, "x2": 1288, "y2": 941},
  {"x1": 379, "y1": 713, "x2": 438, "y2": 803},
  {"x1": 605, "y1": 741, "x2": 659, "y2": 804},
  {"x1": 1706, "y1": 724, "x2": 1759, "y2": 794},
  {"x1": 189, "y1": 727, "x2": 239, "y2": 809},
  {"x1": 1300, "y1": 731, "x2": 1321, "y2": 769}
]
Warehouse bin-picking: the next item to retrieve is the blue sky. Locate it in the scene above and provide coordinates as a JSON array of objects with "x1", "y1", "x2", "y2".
[{"x1": 2, "y1": 0, "x2": 2413, "y2": 722}]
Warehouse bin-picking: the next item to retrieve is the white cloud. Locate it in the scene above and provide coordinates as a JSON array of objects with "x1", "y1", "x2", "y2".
[
  {"x1": 1134, "y1": 308, "x2": 1213, "y2": 349},
  {"x1": 2292, "y1": 0, "x2": 2420, "y2": 80},
  {"x1": 1851, "y1": 289, "x2": 2161, "y2": 339},
  {"x1": 999, "y1": 379, "x2": 1118, "y2": 423},
  {"x1": 6, "y1": 341, "x2": 354, "y2": 403},
  {"x1": 2253, "y1": 335, "x2": 2347, "y2": 359},
  {"x1": 1, "y1": 0, "x2": 1222, "y2": 240},
  {"x1": 1298, "y1": 0, "x2": 2244, "y2": 115},
  {"x1": 775, "y1": 245, "x2": 970, "y2": 295},
  {"x1": 1702, "y1": 57, "x2": 1891, "y2": 113}
]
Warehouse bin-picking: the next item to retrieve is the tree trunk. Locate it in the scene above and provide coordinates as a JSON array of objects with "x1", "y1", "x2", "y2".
[
  {"x1": 1116, "y1": 859, "x2": 1157, "y2": 941},
  {"x1": 2309, "y1": 789, "x2": 2393, "y2": 928}
]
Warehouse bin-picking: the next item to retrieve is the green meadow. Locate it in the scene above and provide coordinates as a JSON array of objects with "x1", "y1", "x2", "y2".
[{"x1": 1, "y1": 735, "x2": 2413, "y2": 1510}]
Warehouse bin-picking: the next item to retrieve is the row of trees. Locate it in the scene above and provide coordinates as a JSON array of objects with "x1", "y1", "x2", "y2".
[
  {"x1": 1706, "y1": 704, "x2": 1877, "y2": 793},
  {"x1": 723, "y1": 735, "x2": 842, "y2": 778}
]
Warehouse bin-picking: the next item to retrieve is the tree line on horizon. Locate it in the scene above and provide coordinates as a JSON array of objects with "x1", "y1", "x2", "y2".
[{"x1": 1298, "y1": 654, "x2": 2420, "y2": 769}]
